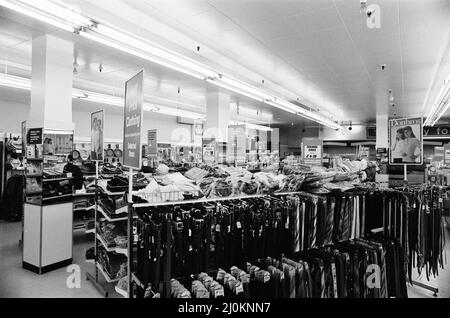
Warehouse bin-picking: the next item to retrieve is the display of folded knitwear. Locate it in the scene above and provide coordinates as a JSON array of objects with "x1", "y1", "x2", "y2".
[
  {"x1": 98, "y1": 194, "x2": 127, "y2": 216},
  {"x1": 106, "y1": 174, "x2": 149, "y2": 193},
  {"x1": 42, "y1": 180, "x2": 73, "y2": 198},
  {"x1": 97, "y1": 220, "x2": 127, "y2": 250},
  {"x1": 101, "y1": 163, "x2": 123, "y2": 176}
]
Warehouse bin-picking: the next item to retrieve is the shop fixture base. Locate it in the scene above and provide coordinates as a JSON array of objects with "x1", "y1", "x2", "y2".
[
  {"x1": 22, "y1": 259, "x2": 72, "y2": 275},
  {"x1": 86, "y1": 271, "x2": 108, "y2": 298}
]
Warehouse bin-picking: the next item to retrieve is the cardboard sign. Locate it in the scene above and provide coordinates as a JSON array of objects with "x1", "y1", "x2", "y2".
[
  {"x1": 147, "y1": 129, "x2": 157, "y2": 158},
  {"x1": 302, "y1": 138, "x2": 323, "y2": 165},
  {"x1": 27, "y1": 128, "x2": 43, "y2": 145}
]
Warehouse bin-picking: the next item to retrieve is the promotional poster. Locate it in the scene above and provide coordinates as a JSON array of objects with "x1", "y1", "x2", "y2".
[
  {"x1": 389, "y1": 117, "x2": 423, "y2": 165},
  {"x1": 90, "y1": 110, "x2": 104, "y2": 161}
]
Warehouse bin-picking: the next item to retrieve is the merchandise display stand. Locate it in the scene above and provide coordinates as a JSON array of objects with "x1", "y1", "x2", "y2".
[
  {"x1": 86, "y1": 161, "x2": 129, "y2": 298},
  {"x1": 23, "y1": 128, "x2": 74, "y2": 274}
]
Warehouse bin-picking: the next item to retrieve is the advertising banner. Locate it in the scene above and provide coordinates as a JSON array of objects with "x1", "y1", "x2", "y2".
[
  {"x1": 147, "y1": 129, "x2": 157, "y2": 158},
  {"x1": 389, "y1": 117, "x2": 423, "y2": 165},
  {"x1": 302, "y1": 138, "x2": 323, "y2": 165},
  {"x1": 90, "y1": 110, "x2": 104, "y2": 161},
  {"x1": 123, "y1": 71, "x2": 144, "y2": 169},
  {"x1": 27, "y1": 128, "x2": 43, "y2": 145},
  {"x1": 359, "y1": 145, "x2": 369, "y2": 159}
]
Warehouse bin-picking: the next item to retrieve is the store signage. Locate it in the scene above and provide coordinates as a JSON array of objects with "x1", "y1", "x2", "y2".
[
  {"x1": 228, "y1": 125, "x2": 246, "y2": 164},
  {"x1": 91, "y1": 110, "x2": 104, "y2": 161},
  {"x1": 444, "y1": 144, "x2": 450, "y2": 165},
  {"x1": 423, "y1": 125, "x2": 450, "y2": 138},
  {"x1": 202, "y1": 138, "x2": 216, "y2": 164},
  {"x1": 147, "y1": 129, "x2": 157, "y2": 158},
  {"x1": 123, "y1": 70, "x2": 144, "y2": 170},
  {"x1": 27, "y1": 128, "x2": 43, "y2": 145},
  {"x1": 359, "y1": 146, "x2": 369, "y2": 159},
  {"x1": 389, "y1": 117, "x2": 423, "y2": 165},
  {"x1": 302, "y1": 138, "x2": 323, "y2": 166}
]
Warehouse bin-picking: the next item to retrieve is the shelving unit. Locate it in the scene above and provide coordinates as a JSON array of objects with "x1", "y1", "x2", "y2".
[{"x1": 86, "y1": 169, "x2": 130, "y2": 298}]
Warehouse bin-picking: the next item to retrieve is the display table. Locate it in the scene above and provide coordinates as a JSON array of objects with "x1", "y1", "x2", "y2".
[{"x1": 23, "y1": 202, "x2": 73, "y2": 274}]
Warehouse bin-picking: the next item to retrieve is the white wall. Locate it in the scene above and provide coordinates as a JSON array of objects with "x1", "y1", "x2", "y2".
[{"x1": 0, "y1": 99, "x2": 192, "y2": 144}]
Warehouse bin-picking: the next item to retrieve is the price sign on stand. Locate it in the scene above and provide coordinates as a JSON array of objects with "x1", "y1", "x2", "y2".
[
  {"x1": 302, "y1": 138, "x2": 323, "y2": 166},
  {"x1": 147, "y1": 129, "x2": 157, "y2": 158}
]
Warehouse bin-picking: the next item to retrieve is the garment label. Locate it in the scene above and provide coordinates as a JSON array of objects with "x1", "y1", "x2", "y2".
[
  {"x1": 216, "y1": 270, "x2": 225, "y2": 280},
  {"x1": 215, "y1": 225, "x2": 221, "y2": 232},
  {"x1": 235, "y1": 283, "x2": 244, "y2": 294},
  {"x1": 227, "y1": 225, "x2": 231, "y2": 233},
  {"x1": 236, "y1": 221, "x2": 242, "y2": 229},
  {"x1": 214, "y1": 288, "x2": 224, "y2": 298},
  {"x1": 263, "y1": 272, "x2": 270, "y2": 283},
  {"x1": 189, "y1": 229, "x2": 192, "y2": 237}
]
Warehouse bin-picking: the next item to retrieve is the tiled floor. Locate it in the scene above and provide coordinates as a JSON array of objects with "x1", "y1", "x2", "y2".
[{"x1": 0, "y1": 219, "x2": 449, "y2": 298}]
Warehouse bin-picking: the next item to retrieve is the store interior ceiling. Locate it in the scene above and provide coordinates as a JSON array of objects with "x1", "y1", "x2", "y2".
[{"x1": 0, "y1": 0, "x2": 449, "y2": 128}]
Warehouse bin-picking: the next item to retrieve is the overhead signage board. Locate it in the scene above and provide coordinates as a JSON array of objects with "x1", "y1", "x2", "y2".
[
  {"x1": 389, "y1": 117, "x2": 423, "y2": 165},
  {"x1": 302, "y1": 138, "x2": 323, "y2": 166},
  {"x1": 123, "y1": 70, "x2": 144, "y2": 169}
]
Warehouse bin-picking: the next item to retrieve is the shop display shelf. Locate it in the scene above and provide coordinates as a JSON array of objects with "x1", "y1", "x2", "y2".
[
  {"x1": 85, "y1": 259, "x2": 95, "y2": 264},
  {"x1": 115, "y1": 286, "x2": 128, "y2": 298},
  {"x1": 85, "y1": 228, "x2": 95, "y2": 234},
  {"x1": 43, "y1": 177, "x2": 73, "y2": 182},
  {"x1": 97, "y1": 206, "x2": 128, "y2": 222},
  {"x1": 73, "y1": 205, "x2": 95, "y2": 212},
  {"x1": 96, "y1": 234, "x2": 127, "y2": 256},
  {"x1": 96, "y1": 263, "x2": 120, "y2": 283},
  {"x1": 131, "y1": 273, "x2": 145, "y2": 289},
  {"x1": 42, "y1": 193, "x2": 73, "y2": 201},
  {"x1": 26, "y1": 190, "x2": 42, "y2": 195},
  {"x1": 26, "y1": 174, "x2": 42, "y2": 178}
]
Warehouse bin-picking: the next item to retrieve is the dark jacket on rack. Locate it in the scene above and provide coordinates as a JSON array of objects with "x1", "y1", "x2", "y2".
[{"x1": 0, "y1": 174, "x2": 25, "y2": 221}]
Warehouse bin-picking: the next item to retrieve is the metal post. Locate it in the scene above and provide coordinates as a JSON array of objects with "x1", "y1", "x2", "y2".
[{"x1": 127, "y1": 168, "x2": 133, "y2": 298}]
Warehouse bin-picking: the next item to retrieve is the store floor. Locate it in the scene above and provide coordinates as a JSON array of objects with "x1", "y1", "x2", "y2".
[
  {"x1": 0, "y1": 220, "x2": 449, "y2": 298},
  {"x1": 0, "y1": 220, "x2": 119, "y2": 298}
]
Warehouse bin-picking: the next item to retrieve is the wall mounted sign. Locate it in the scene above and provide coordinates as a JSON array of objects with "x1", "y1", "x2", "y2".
[
  {"x1": 389, "y1": 117, "x2": 423, "y2": 165},
  {"x1": 424, "y1": 125, "x2": 450, "y2": 138},
  {"x1": 123, "y1": 70, "x2": 144, "y2": 169}
]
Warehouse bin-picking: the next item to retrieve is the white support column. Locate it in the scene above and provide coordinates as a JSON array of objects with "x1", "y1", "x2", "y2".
[
  {"x1": 29, "y1": 34, "x2": 74, "y2": 130},
  {"x1": 375, "y1": 70, "x2": 389, "y2": 149},
  {"x1": 205, "y1": 91, "x2": 230, "y2": 143}
]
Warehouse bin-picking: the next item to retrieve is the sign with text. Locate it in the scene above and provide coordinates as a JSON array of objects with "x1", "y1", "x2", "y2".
[
  {"x1": 147, "y1": 129, "x2": 157, "y2": 158},
  {"x1": 424, "y1": 125, "x2": 450, "y2": 138},
  {"x1": 91, "y1": 110, "x2": 104, "y2": 161},
  {"x1": 445, "y1": 144, "x2": 450, "y2": 165},
  {"x1": 302, "y1": 138, "x2": 323, "y2": 165},
  {"x1": 123, "y1": 71, "x2": 144, "y2": 169},
  {"x1": 389, "y1": 117, "x2": 423, "y2": 165},
  {"x1": 359, "y1": 145, "x2": 369, "y2": 159},
  {"x1": 202, "y1": 138, "x2": 216, "y2": 164},
  {"x1": 27, "y1": 128, "x2": 43, "y2": 145}
]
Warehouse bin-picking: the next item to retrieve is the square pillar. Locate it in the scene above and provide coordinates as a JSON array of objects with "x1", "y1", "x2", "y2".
[{"x1": 205, "y1": 91, "x2": 230, "y2": 143}]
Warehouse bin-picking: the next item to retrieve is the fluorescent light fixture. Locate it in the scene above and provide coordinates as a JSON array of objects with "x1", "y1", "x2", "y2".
[
  {"x1": 0, "y1": 0, "x2": 342, "y2": 130},
  {"x1": 425, "y1": 74, "x2": 450, "y2": 126},
  {"x1": 0, "y1": 72, "x2": 30, "y2": 90},
  {"x1": 144, "y1": 104, "x2": 204, "y2": 120},
  {"x1": 0, "y1": 0, "x2": 81, "y2": 32},
  {"x1": 230, "y1": 121, "x2": 273, "y2": 132}
]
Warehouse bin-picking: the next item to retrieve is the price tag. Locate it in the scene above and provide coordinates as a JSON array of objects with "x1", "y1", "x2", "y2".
[
  {"x1": 189, "y1": 245, "x2": 193, "y2": 252},
  {"x1": 216, "y1": 270, "x2": 225, "y2": 280},
  {"x1": 236, "y1": 221, "x2": 242, "y2": 229},
  {"x1": 66, "y1": 173, "x2": 72, "y2": 178},
  {"x1": 235, "y1": 283, "x2": 244, "y2": 294},
  {"x1": 214, "y1": 288, "x2": 224, "y2": 298},
  {"x1": 263, "y1": 272, "x2": 270, "y2": 283},
  {"x1": 439, "y1": 198, "x2": 443, "y2": 203},
  {"x1": 215, "y1": 225, "x2": 221, "y2": 232},
  {"x1": 227, "y1": 225, "x2": 231, "y2": 233},
  {"x1": 189, "y1": 229, "x2": 192, "y2": 237}
]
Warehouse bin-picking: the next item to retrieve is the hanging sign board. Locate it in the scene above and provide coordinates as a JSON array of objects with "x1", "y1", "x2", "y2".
[
  {"x1": 147, "y1": 129, "x2": 157, "y2": 158},
  {"x1": 27, "y1": 128, "x2": 43, "y2": 145},
  {"x1": 90, "y1": 110, "x2": 104, "y2": 161},
  {"x1": 444, "y1": 144, "x2": 450, "y2": 165},
  {"x1": 389, "y1": 117, "x2": 423, "y2": 165},
  {"x1": 359, "y1": 145, "x2": 369, "y2": 159},
  {"x1": 123, "y1": 70, "x2": 144, "y2": 169},
  {"x1": 302, "y1": 138, "x2": 323, "y2": 165},
  {"x1": 202, "y1": 138, "x2": 216, "y2": 164}
]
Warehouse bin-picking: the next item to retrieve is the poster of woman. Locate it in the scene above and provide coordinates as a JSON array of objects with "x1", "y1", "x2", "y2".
[
  {"x1": 389, "y1": 117, "x2": 423, "y2": 165},
  {"x1": 91, "y1": 110, "x2": 104, "y2": 161}
]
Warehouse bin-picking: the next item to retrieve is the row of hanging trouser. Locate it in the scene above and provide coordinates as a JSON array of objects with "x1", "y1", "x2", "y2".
[{"x1": 133, "y1": 192, "x2": 409, "y2": 298}]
